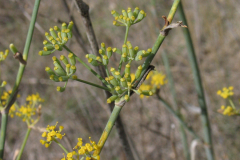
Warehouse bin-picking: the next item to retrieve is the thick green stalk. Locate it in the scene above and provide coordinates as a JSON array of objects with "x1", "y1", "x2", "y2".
[
  {"x1": 0, "y1": 0, "x2": 41, "y2": 159},
  {"x1": 95, "y1": 104, "x2": 122, "y2": 155},
  {"x1": 0, "y1": 111, "x2": 8, "y2": 159},
  {"x1": 178, "y1": 2, "x2": 214, "y2": 160},
  {"x1": 16, "y1": 128, "x2": 31, "y2": 160},
  {"x1": 74, "y1": 78, "x2": 111, "y2": 92},
  {"x1": 162, "y1": 51, "x2": 190, "y2": 160},
  {"x1": 140, "y1": 0, "x2": 181, "y2": 83},
  {"x1": 63, "y1": 45, "x2": 111, "y2": 89}
]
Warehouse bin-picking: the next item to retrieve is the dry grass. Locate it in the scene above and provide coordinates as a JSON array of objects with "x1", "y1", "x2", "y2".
[{"x1": 1, "y1": 0, "x2": 240, "y2": 159}]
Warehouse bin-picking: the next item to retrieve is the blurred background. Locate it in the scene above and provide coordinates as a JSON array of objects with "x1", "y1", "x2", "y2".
[{"x1": 1, "y1": 0, "x2": 240, "y2": 159}]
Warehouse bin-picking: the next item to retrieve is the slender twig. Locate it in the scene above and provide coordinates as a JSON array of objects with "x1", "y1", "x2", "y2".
[
  {"x1": 0, "y1": 0, "x2": 41, "y2": 158},
  {"x1": 16, "y1": 128, "x2": 32, "y2": 160},
  {"x1": 156, "y1": 93, "x2": 201, "y2": 140},
  {"x1": 140, "y1": 124, "x2": 170, "y2": 140},
  {"x1": 54, "y1": 140, "x2": 69, "y2": 154},
  {"x1": 178, "y1": 2, "x2": 214, "y2": 160},
  {"x1": 61, "y1": 0, "x2": 89, "y2": 54},
  {"x1": 162, "y1": 51, "x2": 190, "y2": 160}
]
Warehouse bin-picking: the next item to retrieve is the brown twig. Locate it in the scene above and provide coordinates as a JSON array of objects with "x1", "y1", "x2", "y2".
[
  {"x1": 61, "y1": 0, "x2": 89, "y2": 54},
  {"x1": 73, "y1": 1, "x2": 136, "y2": 159},
  {"x1": 140, "y1": 124, "x2": 171, "y2": 140}
]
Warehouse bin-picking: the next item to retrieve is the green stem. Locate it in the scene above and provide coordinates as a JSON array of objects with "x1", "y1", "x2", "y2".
[
  {"x1": 118, "y1": 26, "x2": 130, "y2": 72},
  {"x1": 156, "y1": 94, "x2": 201, "y2": 140},
  {"x1": 228, "y1": 99, "x2": 236, "y2": 109},
  {"x1": 0, "y1": 0, "x2": 41, "y2": 159},
  {"x1": 0, "y1": 111, "x2": 8, "y2": 158},
  {"x1": 104, "y1": 65, "x2": 110, "y2": 77},
  {"x1": 95, "y1": 104, "x2": 122, "y2": 155},
  {"x1": 162, "y1": 51, "x2": 190, "y2": 160},
  {"x1": 124, "y1": 26, "x2": 130, "y2": 44},
  {"x1": 75, "y1": 78, "x2": 111, "y2": 92},
  {"x1": 16, "y1": 128, "x2": 32, "y2": 160},
  {"x1": 54, "y1": 140, "x2": 69, "y2": 154},
  {"x1": 178, "y1": 2, "x2": 214, "y2": 160},
  {"x1": 63, "y1": 45, "x2": 111, "y2": 89}
]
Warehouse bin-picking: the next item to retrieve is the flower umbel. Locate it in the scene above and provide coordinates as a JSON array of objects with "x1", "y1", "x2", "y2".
[{"x1": 40, "y1": 122, "x2": 65, "y2": 148}]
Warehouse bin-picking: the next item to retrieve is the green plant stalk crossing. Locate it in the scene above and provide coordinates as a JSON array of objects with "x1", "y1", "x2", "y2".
[
  {"x1": 0, "y1": 0, "x2": 41, "y2": 158},
  {"x1": 178, "y1": 2, "x2": 214, "y2": 160},
  {"x1": 162, "y1": 51, "x2": 190, "y2": 160},
  {"x1": 16, "y1": 128, "x2": 32, "y2": 160}
]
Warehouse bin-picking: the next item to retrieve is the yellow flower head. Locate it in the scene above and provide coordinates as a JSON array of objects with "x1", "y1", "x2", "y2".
[
  {"x1": 40, "y1": 122, "x2": 65, "y2": 148},
  {"x1": 217, "y1": 86, "x2": 234, "y2": 99}
]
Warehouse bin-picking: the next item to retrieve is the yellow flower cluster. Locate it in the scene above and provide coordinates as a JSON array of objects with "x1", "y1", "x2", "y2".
[
  {"x1": 218, "y1": 105, "x2": 239, "y2": 116},
  {"x1": 40, "y1": 122, "x2": 100, "y2": 160},
  {"x1": 217, "y1": 86, "x2": 239, "y2": 116},
  {"x1": 0, "y1": 49, "x2": 9, "y2": 61},
  {"x1": 9, "y1": 93, "x2": 43, "y2": 124},
  {"x1": 132, "y1": 71, "x2": 167, "y2": 99},
  {"x1": 40, "y1": 122, "x2": 65, "y2": 148},
  {"x1": 217, "y1": 86, "x2": 234, "y2": 99}
]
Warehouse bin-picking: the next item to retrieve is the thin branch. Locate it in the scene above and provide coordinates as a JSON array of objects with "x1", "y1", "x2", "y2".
[{"x1": 61, "y1": 0, "x2": 89, "y2": 54}]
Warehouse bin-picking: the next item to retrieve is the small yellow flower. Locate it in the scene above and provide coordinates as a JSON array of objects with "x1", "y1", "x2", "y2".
[{"x1": 217, "y1": 86, "x2": 234, "y2": 99}]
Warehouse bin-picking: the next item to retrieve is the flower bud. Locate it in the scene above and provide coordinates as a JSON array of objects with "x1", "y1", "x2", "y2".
[
  {"x1": 58, "y1": 76, "x2": 69, "y2": 82},
  {"x1": 124, "y1": 73, "x2": 131, "y2": 82},
  {"x1": 66, "y1": 64, "x2": 71, "y2": 74},
  {"x1": 133, "y1": 7, "x2": 140, "y2": 18},
  {"x1": 109, "y1": 76, "x2": 119, "y2": 86},
  {"x1": 50, "y1": 75, "x2": 60, "y2": 82},
  {"x1": 1, "y1": 81, "x2": 7, "y2": 87},
  {"x1": 122, "y1": 44, "x2": 127, "y2": 54},
  {"x1": 135, "y1": 65, "x2": 142, "y2": 79},
  {"x1": 38, "y1": 50, "x2": 53, "y2": 56},
  {"x1": 125, "y1": 64, "x2": 131, "y2": 75},
  {"x1": 115, "y1": 86, "x2": 123, "y2": 94},
  {"x1": 68, "y1": 53, "x2": 76, "y2": 65},
  {"x1": 121, "y1": 52, "x2": 127, "y2": 62},
  {"x1": 49, "y1": 28, "x2": 58, "y2": 40},
  {"x1": 70, "y1": 65, "x2": 76, "y2": 74},
  {"x1": 54, "y1": 26, "x2": 61, "y2": 32},
  {"x1": 9, "y1": 44, "x2": 18, "y2": 54},
  {"x1": 124, "y1": 95, "x2": 130, "y2": 102},
  {"x1": 88, "y1": 58, "x2": 101, "y2": 66},
  {"x1": 101, "y1": 43, "x2": 106, "y2": 53},
  {"x1": 135, "y1": 10, "x2": 146, "y2": 23},
  {"x1": 114, "y1": 71, "x2": 122, "y2": 80},
  {"x1": 135, "y1": 50, "x2": 145, "y2": 61},
  {"x1": 56, "y1": 86, "x2": 65, "y2": 92},
  {"x1": 53, "y1": 61, "x2": 66, "y2": 76},
  {"x1": 45, "y1": 67, "x2": 55, "y2": 76},
  {"x1": 122, "y1": 10, "x2": 128, "y2": 17},
  {"x1": 60, "y1": 55, "x2": 69, "y2": 65},
  {"x1": 102, "y1": 55, "x2": 109, "y2": 65},
  {"x1": 68, "y1": 21, "x2": 74, "y2": 30},
  {"x1": 107, "y1": 47, "x2": 112, "y2": 58},
  {"x1": 120, "y1": 78, "x2": 127, "y2": 88},
  {"x1": 112, "y1": 48, "x2": 122, "y2": 55},
  {"x1": 107, "y1": 95, "x2": 118, "y2": 103},
  {"x1": 111, "y1": 10, "x2": 120, "y2": 18}
]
